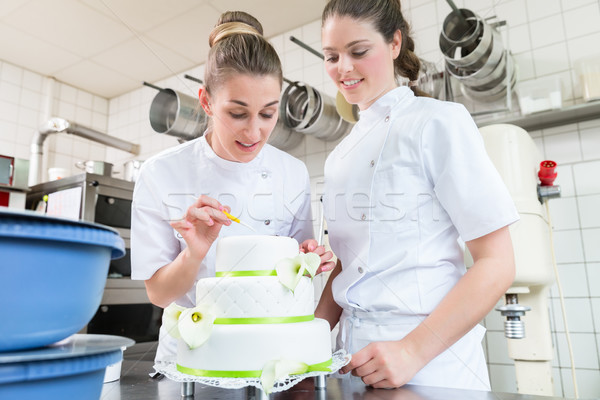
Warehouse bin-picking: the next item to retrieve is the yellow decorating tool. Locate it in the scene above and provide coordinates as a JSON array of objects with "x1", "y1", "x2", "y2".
[{"x1": 222, "y1": 210, "x2": 258, "y2": 233}]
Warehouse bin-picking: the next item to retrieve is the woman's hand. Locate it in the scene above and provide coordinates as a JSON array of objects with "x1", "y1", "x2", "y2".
[
  {"x1": 340, "y1": 340, "x2": 426, "y2": 389},
  {"x1": 169, "y1": 195, "x2": 232, "y2": 261},
  {"x1": 144, "y1": 196, "x2": 232, "y2": 308},
  {"x1": 299, "y1": 239, "x2": 335, "y2": 274}
]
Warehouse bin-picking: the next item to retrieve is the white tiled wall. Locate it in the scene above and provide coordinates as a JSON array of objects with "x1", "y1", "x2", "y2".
[
  {"x1": 0, "y1": 60, "x2": 110, "y2": 182},
  {"x1": 1, "y1": 0, "x2": 600, "y2": 396}
]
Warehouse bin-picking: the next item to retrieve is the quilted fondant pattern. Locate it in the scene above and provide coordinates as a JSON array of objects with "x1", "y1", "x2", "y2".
[{"x1": 195, "y1": 276, "x2": 314, "y2": 318}]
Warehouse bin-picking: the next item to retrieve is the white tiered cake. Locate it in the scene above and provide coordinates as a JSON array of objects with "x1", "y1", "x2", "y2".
[{"x1": 175, "y1": 235, "x2": 332, "y2": 377}]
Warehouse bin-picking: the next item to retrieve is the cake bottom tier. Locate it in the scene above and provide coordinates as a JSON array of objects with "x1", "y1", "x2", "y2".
[{"x1": 176, "y1": 318, "x2": 332, "y2": 377}]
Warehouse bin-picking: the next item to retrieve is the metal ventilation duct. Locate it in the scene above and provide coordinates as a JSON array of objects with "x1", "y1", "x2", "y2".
[{"x1": 28, "y1": 118, "x2": 140, "y2": 186}]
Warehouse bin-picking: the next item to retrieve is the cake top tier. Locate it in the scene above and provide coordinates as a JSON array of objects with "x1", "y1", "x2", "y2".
[{"x1": 215, "y1": 235, "x2": 299, "y2": 274}]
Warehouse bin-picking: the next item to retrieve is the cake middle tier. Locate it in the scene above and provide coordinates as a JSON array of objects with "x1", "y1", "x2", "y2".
[{"x1": 196, "y1": 276, "x2": 314, "y2": 319}]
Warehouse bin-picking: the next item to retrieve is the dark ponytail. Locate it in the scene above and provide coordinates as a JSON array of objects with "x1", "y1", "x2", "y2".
[{"x1": 322, "y1": 0, "x2": 428, "y2": 97}]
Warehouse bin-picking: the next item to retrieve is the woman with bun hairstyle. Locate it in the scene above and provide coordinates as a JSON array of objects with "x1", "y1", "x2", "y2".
[
  {"x1": 312, "y1": 0, "x2": 519, "y2": 390},
  {"x1": 131, "y1": 11, "x2": 333, "y2": 363}
]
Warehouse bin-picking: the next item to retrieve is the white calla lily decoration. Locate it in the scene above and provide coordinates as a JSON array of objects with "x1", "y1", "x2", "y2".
[
  {"x1": 275, "y1": 256, "x2": 304, "y2": 292},
  {"x1": 275, "y1": 252, "x2": 321, "y2": 292},
  {"x1": 302, "y1": 252, "x2": 321, "y2": 278},
  {"x1": 260, "y1": 359, "x2": 309, "y2": 394},
  {"x1": 163, "y1": 303, "x2": 187, "y2": 339},
  {"x1": 177, "y1": 306, "x2": 216, "y2": 349}
]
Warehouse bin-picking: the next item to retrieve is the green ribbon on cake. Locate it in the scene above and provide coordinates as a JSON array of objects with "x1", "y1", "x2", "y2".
[
  {"x1": 213, "y1": 314, "x2": 314, "y2": 324},
  {"x1": 176, "y1": 357, "x2": 332, "y2": 378},
  {"x1": 215, "y1": 270, "x2": 277, "y2": 277}
]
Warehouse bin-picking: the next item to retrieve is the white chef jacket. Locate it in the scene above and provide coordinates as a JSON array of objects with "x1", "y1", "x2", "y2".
[
  {"x1": 323, "y1": 86, "x2": 519, "y2": 390},
  {"x1": 131, "y1": 135, "x2": 314, "y2": 362}
]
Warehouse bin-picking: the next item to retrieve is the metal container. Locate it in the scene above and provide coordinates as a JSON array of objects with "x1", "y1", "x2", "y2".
[
  {"x1": 439, "y1": 8, "x2": 483, "y2": 65},
  {"x1": 149, "y1": 89, "x2": 208, "y2": 141},
  {"x1": 439, "y1": 8, "x2": 516, "y2": 102},
  {"x1": 280, "y1": 82, "x2": 351, "y2": 142},
  {"x1": 123, "y1": 160, "x2": 143, "y2": 182},
  {"x1": 267, "y1": 119, "x2": 304, "y2": 151},
  {"x1": 441, "y1": 12, "x2": 493, "y2": 72},
  {"x1": 461, "y1": 55, "x2": 518, "y2": 102},
  {"x1": 446, "y1": 27, "x2": 498, "y2": 78},
  {"x1": 76, "y1": 160, "x2": 113, "y2": 176}
]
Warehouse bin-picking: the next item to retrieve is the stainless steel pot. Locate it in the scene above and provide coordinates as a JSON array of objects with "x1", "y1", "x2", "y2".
[
  {"x1": 75, "y1": 160, "x2": 113, "y2": 176},
  {"x1": 441, "y1": 12, "x2": 493, "y2": 71},
  {"x1": 149, "y1": 89, "x2": 208, "y2": 141},
  {"x1": 280, "y1": 82, "x2": 351, "y2": 142},
  {"x1": 439, "y1": 9, "x2": 483, "y2": 62},
  {"x1": 447, "y1": 28, "x2": 503, "y2": 82},
  {"x1": 461, "y1": 55, "x2": 518, "y2": 102},
  {"x1": 123, "y1": 160, "x2": 143, "y2": 182},
  {"x1": 268, "y1": 119, "x2": 304, "y2": 151},
  {"x1": 439, "y1": 7, "x2": 516, "y2": 102}
]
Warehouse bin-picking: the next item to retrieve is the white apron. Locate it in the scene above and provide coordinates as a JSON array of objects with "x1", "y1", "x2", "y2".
[{"x1": 337, "y1": 308, "x2": 490, "y2": 391}]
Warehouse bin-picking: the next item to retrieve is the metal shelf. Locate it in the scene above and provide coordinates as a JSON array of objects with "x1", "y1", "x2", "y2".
[{"x1": 474, "y1": 100, "x2": 600, "y2": 131}]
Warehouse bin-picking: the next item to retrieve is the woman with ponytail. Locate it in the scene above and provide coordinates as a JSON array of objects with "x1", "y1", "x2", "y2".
[
  {"x1": 312, "y1": 0, "x2": 519, "y2": 390},
  {"x1": 131, "y1": 11, "x2": 333, "y2": 364}
]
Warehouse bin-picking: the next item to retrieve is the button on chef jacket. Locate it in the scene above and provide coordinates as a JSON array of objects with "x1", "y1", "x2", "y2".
[
  {"x1": 131, "y1": 135, "x2": 314, "y2": 363},
  {"x1": 323, "y1": 86, "x2": 519, "y2": 390}
]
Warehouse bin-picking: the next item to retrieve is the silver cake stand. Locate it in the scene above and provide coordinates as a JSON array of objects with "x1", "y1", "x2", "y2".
[{"x1": 154, "y1": 349, "x2": 350, "y2": 399}]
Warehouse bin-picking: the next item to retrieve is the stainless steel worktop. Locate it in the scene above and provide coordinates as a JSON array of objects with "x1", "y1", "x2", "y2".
[{"x1": 100, "y1": 360, "x2": 575, "y2": 400}]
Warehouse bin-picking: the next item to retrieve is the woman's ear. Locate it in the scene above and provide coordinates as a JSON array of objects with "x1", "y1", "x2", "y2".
[
  {"x1": 199, "y1": 87, "x2": 212, "y2": 116},
  {"x1": 391, "y1": 29, "x2": 402, "y2": 59}
]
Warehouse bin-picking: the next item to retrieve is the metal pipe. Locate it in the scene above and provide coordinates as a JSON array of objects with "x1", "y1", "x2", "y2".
[
  {"x1": 183, "y1": 74, "x2": 203, "y2": 84},
  {"x1": 28, "y1": 117, "x2": 140, "y2": 186},
  {"x1": 289, "y1": 36, "x2": 324, "y2": 60},
  {"x1": 143, "y1": 81, "x2": 167, "y2": 92},
  {"x1": 28, "y1": 120, "x2": 58, "y2": 187},
  {"x1": 65, "y1": 121, "x2": 140, "y2": 154},
  {"x1": 445, "y1": 0, "x2": 469, "y2": 29}
]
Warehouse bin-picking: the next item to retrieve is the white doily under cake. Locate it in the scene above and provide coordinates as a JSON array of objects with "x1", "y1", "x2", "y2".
[{"x1": 153, "y1": 349, "x2": 351, "y2": 393}]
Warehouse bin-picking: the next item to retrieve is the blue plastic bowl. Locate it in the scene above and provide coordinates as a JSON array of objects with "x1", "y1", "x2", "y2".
[
  {"x1": 0, "y1": 349, "x2": 121, "y2": 400},
  {"x1": 0, "y1": 334, "x2": 133, "y2": 400},
  {"x1": 0, "y1": 209, "x2": 125, "y2": 352}
]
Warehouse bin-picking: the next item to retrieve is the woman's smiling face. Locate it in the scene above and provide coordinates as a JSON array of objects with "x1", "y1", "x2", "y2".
[
  {"x1": 204, "y1": 73, "x2": 281, "y2": 163},
  {"x1": 322, "y1": 15, "x2": 401, "y2": 110}
]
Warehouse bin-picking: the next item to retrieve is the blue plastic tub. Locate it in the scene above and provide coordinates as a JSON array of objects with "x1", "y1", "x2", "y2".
[
  {"x1": 0, "y1": 334, "x2": 133, "y2": 400},
  {"x1": 0, "y1": 209, "x2": 125, "y2": 352},
  {"x1": 0, "y1": 349, "x2": 121, "y2": 400}
]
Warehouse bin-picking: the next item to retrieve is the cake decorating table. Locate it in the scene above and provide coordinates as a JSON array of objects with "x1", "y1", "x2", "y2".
[{"x1": 100, "y1": 359, "x2": 581, "y2": 400}]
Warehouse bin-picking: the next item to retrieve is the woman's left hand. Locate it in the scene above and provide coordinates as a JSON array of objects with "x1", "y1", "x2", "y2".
[
  {"x1": 299, "y1": 239, "x2": 335, "y2": 274},
  {"x1": 340, "y1": 340, "x2": 426, "y2": 388}
]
